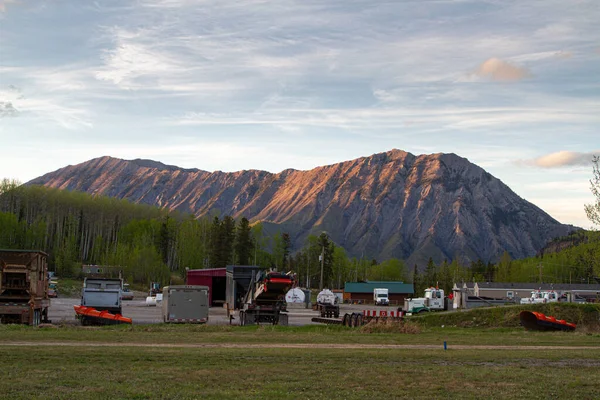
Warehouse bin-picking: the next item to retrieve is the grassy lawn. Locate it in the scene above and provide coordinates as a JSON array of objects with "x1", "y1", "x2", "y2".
[
  {"x1": 1, "y1": 323, "x2": 600, "y2": 346},
  {"x1": 0, "y1": 324, "x2": 600, "y2": 348},
  {"x1": 2, "y1": 303, "x2": 599, "y2": 398},
  {"x1": 2, "y1": 344, "x2": 599, "y2": 399}
]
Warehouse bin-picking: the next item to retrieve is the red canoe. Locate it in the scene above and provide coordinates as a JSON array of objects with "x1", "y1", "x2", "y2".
[
  {"x1": 520, "y1": 310, "x2": 576, "y2": 332},
  {"x1": 74, "y1": 305, "x2": 133, "y2": 325}
]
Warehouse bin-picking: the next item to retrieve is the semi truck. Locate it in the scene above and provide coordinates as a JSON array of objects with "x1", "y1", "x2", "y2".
[
  {"x1": 403, "y1": 287, "x2": 447, "y2": 314},
  {"x1": 0, "y1": 250, "x2": 51, "y2": 326},
  {"x1": 162, "y1": 285, "x2": 209, "y2": 323},
  {"x1": 81, "y1": 277, "x2": 123, "y2": 315}
]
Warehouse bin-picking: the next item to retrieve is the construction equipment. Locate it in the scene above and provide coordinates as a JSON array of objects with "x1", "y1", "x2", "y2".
[
  {"x1": 162, "y1": 285, "x2": 209, "y2": 323},
  {"x1": 403, "y1": 287, "x2": 447, "y2": 314},
  {"x1": 316, "y1": 289, "x2": 339, "y2": 318},
  {"x1": 0, "y1": 250, "x2": 51, "y2": 326},
  {"x1": 237, "y1": 270, "x2": 294, "y2": 326}
]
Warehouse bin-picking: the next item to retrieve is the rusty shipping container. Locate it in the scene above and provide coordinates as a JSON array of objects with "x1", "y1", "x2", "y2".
[{"x1": 0, "y1": 250, "x2": 51, "y2": 325}]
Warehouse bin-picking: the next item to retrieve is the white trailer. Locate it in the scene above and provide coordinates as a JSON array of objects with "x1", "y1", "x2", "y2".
[{"x1": 162, "y1": 285, "x2": 209, "y2": 323}]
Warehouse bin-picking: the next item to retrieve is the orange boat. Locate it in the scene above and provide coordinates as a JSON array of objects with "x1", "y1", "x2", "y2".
[
  {"x1": 74, "y1": 305, "x2": 132, "y2": 325},
  {"x1": 520, "y1": 310, "x2": 576, "y2": 332}
]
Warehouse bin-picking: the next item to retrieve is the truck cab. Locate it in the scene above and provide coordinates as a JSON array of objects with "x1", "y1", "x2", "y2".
[
  {"x1": 520, "y1": 290, "x2": 559, "y2": 304},
  {"x1": 404, "y1": 288, "x2": 445, "y2": 314},
  {"x1": 374, "y1": 288, "x2": 389, "y2": 306}
]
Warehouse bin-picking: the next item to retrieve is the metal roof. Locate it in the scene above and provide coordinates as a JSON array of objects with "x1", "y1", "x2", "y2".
[
  {"x1": 187, "y1": 268, "x2": 226, "y2": 277},
  {"x1": 344, "y1": 281, "x2": 414, "y2": 294},
  {"x1": 0, "y1": 249, "x2": 48, "y2": 256},
  {"x1": 476, "y1": 282, "x2": 600, "y2": 291}
]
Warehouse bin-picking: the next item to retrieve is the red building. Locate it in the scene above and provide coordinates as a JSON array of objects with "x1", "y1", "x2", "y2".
[{"x1": 186, "y1": 268, "x2": 226, "y2": 306}]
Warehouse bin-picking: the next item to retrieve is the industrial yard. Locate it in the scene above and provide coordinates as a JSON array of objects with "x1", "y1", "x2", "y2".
[
  {"x1": 2, "y1": 291, "x2": 600, "y2": 399},
  {"x1": 3, "y1": 252, "x2": 600, "y2": 399}
]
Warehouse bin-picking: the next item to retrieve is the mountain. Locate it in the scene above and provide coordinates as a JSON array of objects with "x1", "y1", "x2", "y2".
[{"x1": 28, "y1": 150, "x2": 575, "y2": 267}]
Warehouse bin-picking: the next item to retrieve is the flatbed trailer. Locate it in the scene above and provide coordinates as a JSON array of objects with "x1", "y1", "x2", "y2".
[
  {"x1": 0, "y1": 250, "x2": 51, "y2": 326},
  {"x1": 312, "y1": 309, "x2": 405, "y2": 328}
]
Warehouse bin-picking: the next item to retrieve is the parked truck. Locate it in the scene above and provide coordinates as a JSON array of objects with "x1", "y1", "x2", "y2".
[
  {"x1": 81, "y1": 277, "x2": 123, "y2": 315},
  {"x1": 520, "y1": 290, "x2": 559, "y2": 304},
  {"x1": 162, "y1": 285, "x2": 209, "y2": 323},
  {"x1": 404, "y1": 287, "x2": 447, "y2": 314},
  {"x1": 374, "y1": 288, "x2": 390, "y2": 305},
  {"x1": 0, "y1": 250, "x2": 51, "y2": 326},
  {"x1": 316, "y1": 289, "x2": 339, "y2": 318}
]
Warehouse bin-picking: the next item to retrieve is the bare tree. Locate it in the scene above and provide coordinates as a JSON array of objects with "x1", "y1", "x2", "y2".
[{"x1": 585, "y1": 155, "x2": 600, "y2": 227}]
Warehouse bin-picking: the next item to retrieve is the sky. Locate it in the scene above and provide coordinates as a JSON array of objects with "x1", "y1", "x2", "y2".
[{"x1": 0, "y1": 0, "x2": 599, "y2": 228}]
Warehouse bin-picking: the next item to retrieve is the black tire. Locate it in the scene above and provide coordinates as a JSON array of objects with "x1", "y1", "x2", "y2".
[
  {"x1": 356, "y1": 314, "x2": 364, "y2": 327},
  {"x1": 418, "y1": 309, "x2": 429, "y2": 314},
  {"x1": 240, "y1": 311, "x2": 245, "y2": 326},
  {"x1": 342, "y1": 313, "x2": 350, "y2": 327},
  {"x1": 350, "y1": 313, "x2": 358, "y2": 328}
]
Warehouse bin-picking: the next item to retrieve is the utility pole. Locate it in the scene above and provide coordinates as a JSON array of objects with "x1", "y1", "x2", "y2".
[
  {"x1": 319, "y1": 245, "x2": 324, "y2": 290},
  {"x1": 537, "y1": 263, "x2": 543, "y2": 283}
]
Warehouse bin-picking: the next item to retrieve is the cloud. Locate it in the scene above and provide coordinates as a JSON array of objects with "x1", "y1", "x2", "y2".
[
  {"x1": 527, "y1": 151, "x2": 599, "y2": 168},
  {"x1": 0, "y1": 0, "x2": 16, "y2": 13},
  {"x1": 475, "y1": 58, "x2": 531, "y2": 81},
  {"x1": 0, "y1": 101, "x2": 19, "y2": 117}
]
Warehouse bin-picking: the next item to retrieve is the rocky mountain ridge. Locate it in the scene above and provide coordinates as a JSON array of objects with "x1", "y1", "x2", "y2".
[{"x1": 29, "y1": 149, "x2": 575, "y2": 266}]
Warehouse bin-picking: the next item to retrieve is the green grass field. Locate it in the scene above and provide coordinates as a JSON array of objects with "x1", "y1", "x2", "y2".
[
  {"x1": 2, "y1": 303, "x2": 599, "y2": 399},
  {"x1": 2, "y1": 341, "x2": 599, "y2": 399}
]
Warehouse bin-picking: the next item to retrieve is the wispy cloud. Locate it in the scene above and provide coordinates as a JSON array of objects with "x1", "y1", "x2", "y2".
[
  {"x1": 0, "y1": 101, "x2": 18, "y2": 117},
  {"x1": 523, "y1": 151, "x2": 599, "y2": 168},
  {"x1": 0, "y1": 0, "x2": 16, "y2": 13}
]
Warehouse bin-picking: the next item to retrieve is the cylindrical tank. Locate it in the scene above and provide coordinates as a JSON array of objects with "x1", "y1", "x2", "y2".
[
  {"x1": 317, "y1": 289, "x2": 337, "y2": 305},
  {"x1": 285, "y1": 288, "x2": 306, "y2": 303}
]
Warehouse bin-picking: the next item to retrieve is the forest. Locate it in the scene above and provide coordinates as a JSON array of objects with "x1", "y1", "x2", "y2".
[{"x1": 0, "y1": 179, "x2": 599, "y2": 294}]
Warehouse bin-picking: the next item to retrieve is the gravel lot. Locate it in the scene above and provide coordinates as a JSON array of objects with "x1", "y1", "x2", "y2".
[{"x1": 49, "y1": 296, "x2": 398, "y2": 326}]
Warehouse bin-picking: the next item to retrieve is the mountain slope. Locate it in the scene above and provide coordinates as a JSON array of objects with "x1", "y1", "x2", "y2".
[{"x1": 28, "y1": 150, "x2": 575, "y2": 266}]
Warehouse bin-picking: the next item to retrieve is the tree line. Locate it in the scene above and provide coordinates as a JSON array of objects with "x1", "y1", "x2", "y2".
[{"x1": 0, "y1": 179, "x2": 598, "y2": 291}]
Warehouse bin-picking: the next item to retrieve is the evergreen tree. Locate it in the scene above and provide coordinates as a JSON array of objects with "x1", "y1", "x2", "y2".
[
  {"x1": 234, "y1": 217, "x2": 253, "y2": 265},
  {"x1": 424, "y1": 257, "x2": 438, "y2": 287},
  {"x1": 282, "y1": 232, "x2": 291, "y2": 269}
]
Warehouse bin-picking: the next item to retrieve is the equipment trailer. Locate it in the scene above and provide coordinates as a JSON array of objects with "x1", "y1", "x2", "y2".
[
  {"x1": 0, "y1": 250, "x2": 51, "y2": 326},
  {"x1": 237, "y1": 270, "x2": 294, "y2": 326}
]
